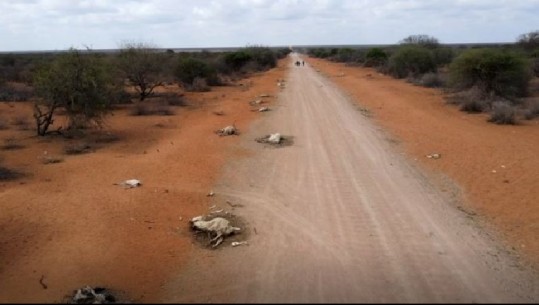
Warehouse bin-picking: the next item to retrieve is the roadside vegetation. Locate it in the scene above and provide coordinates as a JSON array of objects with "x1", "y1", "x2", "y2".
[
  {"x1": 306, "y1": 31, "x2": 539, "y2": 125},
  {"x1": 0, "y1": 44, "x2": 290, "y2": 137}
]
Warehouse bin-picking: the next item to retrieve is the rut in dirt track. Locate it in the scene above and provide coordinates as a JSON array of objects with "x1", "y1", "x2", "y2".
[{"x1": 165, "y1": 53, "x2": 539, "y2": 303}]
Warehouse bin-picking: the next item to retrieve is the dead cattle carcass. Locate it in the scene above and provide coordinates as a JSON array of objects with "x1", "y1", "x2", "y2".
[
  {"x1": 191, "y1": 216, "x2": 241, "y2": 248},
  {"x1": 70, "y1": 286, "x2": 116, "y2": 304},
  {"x1": 256, "y1": 133, "x2": 282, "y2": 144},
  {"x1": 215, "y1": 125, "x2": 238, "y2": 136}
]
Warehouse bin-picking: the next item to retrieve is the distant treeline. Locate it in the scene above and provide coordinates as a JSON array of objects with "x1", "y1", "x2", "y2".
[{"x1": 303, "y1": 32, "x2": 539, "y2": 125}]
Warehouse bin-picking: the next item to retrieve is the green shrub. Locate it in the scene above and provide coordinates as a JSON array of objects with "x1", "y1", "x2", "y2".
[
  {"x1": 532, "y1": 51, "x2": 539, "y2": 77},
  {"x1": 308, "y1": 48, "x2": 332, "y2": 58},
  {"x1": 275, "y1": 48, "x2": 292, "y2": 59},
  {"x1": 0, "y1": 84, "x2": 34, "y2": 101},
  {"x1": 224, "y1": 51, "x2": 252, "y2": 71},
  {"x1": 432, "y1": 47, "x2": 455, "y2": 66},
  {"x1": 33, "y1": 48, "x2": 115, "y2": 135},
  {"x1": 335, "y1": 48, "x2": 365, "y2": 63},
  {"x1": 175, "y1": 57, "x2": 217, "y2": 87},
  {"x1": 387, "y1": 46, "x2": 436, "y2": 78},
  {"x1": 245, "y1": 46, "x2": 278, "y2": 71},
  {"x1": 364, "y1": 48, "x2": 388, "y2": 67},
  {"x1": 449, "y1": 48, "x2": 531, "y2": 99}
]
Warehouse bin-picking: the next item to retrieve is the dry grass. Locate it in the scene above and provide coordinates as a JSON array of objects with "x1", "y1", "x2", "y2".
[
  {"x1": 1, "y1": 138, "x2": 25, "y2": 150},
  {"x1": 130, "y1": 103, "x2": 175, "y2": 116},
  {"x1": 0, "y1": 166, "x2": 24, "y2": 180},
  {"x1": 64, "y1": 143, "x2": 92, "y2": 155},
  {"x1": 40, "y1": 155, "x2": 64, "y2": 164},
  {"x1": 488, "y1": 102, "x2": 517, "y2": 125}
]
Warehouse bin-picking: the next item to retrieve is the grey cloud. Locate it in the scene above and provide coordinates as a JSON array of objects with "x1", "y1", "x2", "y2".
[{"x1": 0, "y1": 0, "x2": 538, "y2": 51}]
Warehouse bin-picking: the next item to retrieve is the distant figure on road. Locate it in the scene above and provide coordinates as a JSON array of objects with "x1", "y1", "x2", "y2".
[
  {"x1": 302, "y1": 61, "x2": 305, "y2": 66},
  {"x1": 295, "y1": 61, "x2": 300, "y2": 67}
]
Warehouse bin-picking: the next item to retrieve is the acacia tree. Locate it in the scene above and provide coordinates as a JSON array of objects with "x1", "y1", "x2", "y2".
[
  {"x1": 117, "y1": 42, "x2": 163, "y2": 101},
  {"x1": 517, "y1": 30, "x2": 539, "y2": 50},
  {"x1": 400, "y1": 34, "x2": 440, "y2": 49},
  {"x1": 33, "y1": 48, "x2": 114, "y2": 136}
]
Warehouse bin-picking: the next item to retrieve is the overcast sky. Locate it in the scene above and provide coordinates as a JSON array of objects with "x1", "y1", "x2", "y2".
[{"x1": 0, "y1": 0, "x2": 538, "y2": 51}]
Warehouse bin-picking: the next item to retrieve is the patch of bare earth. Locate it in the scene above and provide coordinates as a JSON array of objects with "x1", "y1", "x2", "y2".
[
  {"x1": 308, "y1": 57, "x2": 539, "y2": 269},
  {"x1": 0, "y1": 60, "x2": 286, "y2": 303}
]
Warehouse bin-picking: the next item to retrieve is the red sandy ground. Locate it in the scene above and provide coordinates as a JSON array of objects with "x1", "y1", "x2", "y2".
[{"x1": 0, "y1": 61, "x2": 287, "y2": 303}]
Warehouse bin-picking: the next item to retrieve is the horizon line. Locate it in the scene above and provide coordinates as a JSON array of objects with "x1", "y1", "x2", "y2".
[{"x1": 0, "y1": 41, "x2": 516, "y2": 54}]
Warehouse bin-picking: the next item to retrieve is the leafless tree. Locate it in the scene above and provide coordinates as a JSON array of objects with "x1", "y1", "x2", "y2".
[
  {"x1": 517, "y1": 30, "x2": 539, "y2": 50},
  {"x1": 117, "y1": 42, "x2": 164, "y2": 101}
]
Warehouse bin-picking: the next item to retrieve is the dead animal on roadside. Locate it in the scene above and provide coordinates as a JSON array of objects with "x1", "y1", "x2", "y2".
[
  {"x1": 215, "y1": 124, "x2": 238, "y2": 136},
  {"x1": 250, "y1": 107, "x2": 270, "y2": 113},
  {"x1": 69, "y1": 286, "x2": 116, "y2": 304},
  {"x1": 190, "y1": 216, "x2": 241, "y2": 248},
  {"x1": 259, "y1": 94, "x2": 271, "y2": 98},
  {"x1": 212, "y1": 110, "x2": 225, "y2": 116},
  {"x1": 114, "y1": 179, "x2": 142, "y2": 188},
  {"x1": 426, "y1": 153, "x2": 441, "y2": 159},
  {"x1": 231, "y1": 241, "x2": 248, "y2": 247},
  {"x1": 249, "y1": 99, "x2": 264, "y2": 106},
  {"x1": 256, "y1": 133, "x2": 282, "y2": 145}
]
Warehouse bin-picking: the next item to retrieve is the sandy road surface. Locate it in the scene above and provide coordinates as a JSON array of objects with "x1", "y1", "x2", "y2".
[{"x1": 164, "y1": 54, "x2": 539, "y2": 303}]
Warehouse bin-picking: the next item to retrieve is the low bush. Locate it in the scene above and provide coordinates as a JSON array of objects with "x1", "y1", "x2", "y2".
[
  {"x1": 175, "y1": 57, "x2": 218, "y2": 88},
  {"x1": 523, "y1": 101, "x2": 539, "y2": 120},
  {"x1": 449, "y1": 48, "x2": 531, "y2": 99},
  {"x1": 331, "y1": 48, "x2": 365, "y2": 64},
  {"x1": 224, "y1": 51, "x2": 252, "y2": 72},
  {"x1": 161, "y1": 94, "x2": 187, "y2": 107},
  {"x1": 432, "y1": 47, "x2": 455, "y2": 66},
  {"x1": 246, "y1": 46, "x2": 277, "y2": 70},
  {"x1": 447, "y1": 86, "x2": 489, "y2": 113},
  {"x1": 364, "y1": 48, "x2": 388, "y2": 67},
  {"x1": 460, "y1": 99, "x2": 489, "y2": 113},
  {"x1": 188, "y1": 77, "x2": 210, "y2": 92},
  {"x1": 0, "y1": 84, "x2": 34, "y2": 101},
  {"x1": 533, "y1": 56, "x2": 539, "y2": 77},
  {"x1": 0, "y1": 166, "x2": 23, "y2": 180},
  {"x1": 488, "y1": 102, "x2": 517, "y2": 124},
  {"x1": 419, "y1": 72, "x2": 445, "y2": 88},
  {"x1": 130, "y1": 102, "x2": 175, "y2": 116},
  {"x1": 153, "y1": 104, "x2": 175, "y2": 116},
  {"x1": 1, "y1": 138, "x2": 24, "y2": 150},
  {"x1": 64, "y1": 143, "x2": 92, "y2": 155},
  {"x1": 387, "y1": 46, "x2": 436, "y2": 78},
  {"x1": 130, "y1": 103, "x2": 152, "y2": 116}
]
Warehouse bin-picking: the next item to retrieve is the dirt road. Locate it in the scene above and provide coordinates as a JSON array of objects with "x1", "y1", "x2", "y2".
[{"x1": 164, "y1": 53, "x2": 539, "y2": 303}]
